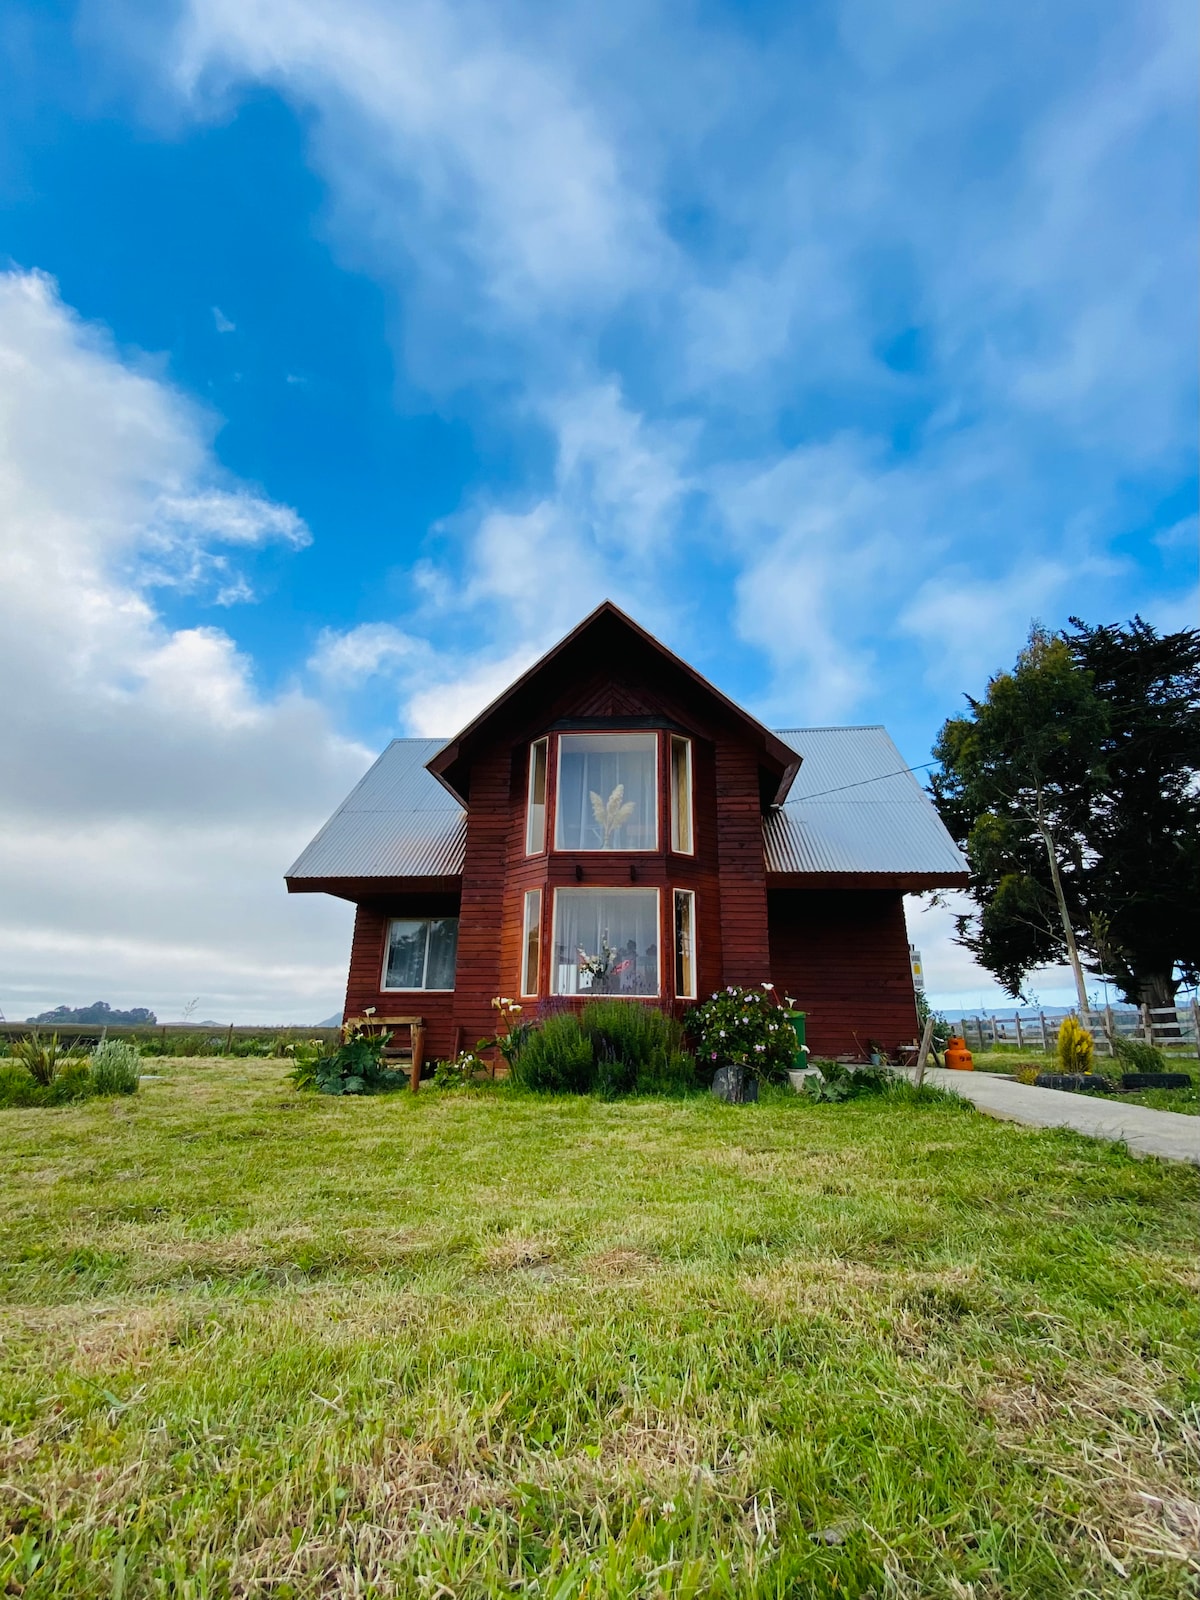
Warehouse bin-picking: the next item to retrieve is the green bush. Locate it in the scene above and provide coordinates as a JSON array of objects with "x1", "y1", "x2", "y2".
[
  {"x1": 90, "y1": 1039, "x2": 141, "y2": 1095},
  {"x1": 1111, "y1": 1035, "x2": 1168, "y2": 1074},
  {"x1": 581, "y1": 1001, "x2": 696, "y2": 1096},
  {"x1": 689, "y1": 986, "x2": 796, "y2": 1083},
  {"x1": 288, "y1": 1029, "x2": 406, "y2": 1096},
  {"x1": 431, "y1": 1050, "x2": 490, "y2": 1089},
  {"x1": 9, "y1": 1032, "x2": 79, "y2": 1086},
  {"x1": 506, "y1": 1005, "x2": 697, "y2": 1097},
  {"x1": 0, "y1": 1062, "x2": 94, "y2": 1108},
  {"x1": 509, "y1": 1014, "x2": 596, "y2": 1094},
  {"x1": 803, "y1": 1059, "x2": 894, "y2": 1103}
]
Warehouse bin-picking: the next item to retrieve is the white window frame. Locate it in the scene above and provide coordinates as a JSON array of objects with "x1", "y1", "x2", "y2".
[
  {"x1": 669, "y1": 735, "x2": 694, "y2": 856},
  {"x1": 380, "y1": 917, "x2": 459, "y2": 992},
  {"x1": 553, "y1": 730, "x2": 659, "y2": 853},
  {"x1": 674, "y1": 889, "x2": 697, "y2": 999},
  {"x1": 525, "y1": 738, "x2": 548, "y2": 855},
  {"x1": 520, "y1": 888, "x2": 542, "y2": 998},
  {"x1": 550, "y1": 887, "x2": 661, "y2": 997}
]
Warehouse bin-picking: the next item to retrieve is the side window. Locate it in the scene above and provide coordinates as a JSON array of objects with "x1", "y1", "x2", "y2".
[
  {"x1": 674, "y1": 890, "x2": 696, "y2": 999},
  {"x1": 521, "y1": 889, "x2": 542, "y2": 997},
  {"x1": 525, "y1": 739, "x2": 548, "y2": 854},
  {"x1": 670, "y1": 736, "x2": 693, "y2": 854}
]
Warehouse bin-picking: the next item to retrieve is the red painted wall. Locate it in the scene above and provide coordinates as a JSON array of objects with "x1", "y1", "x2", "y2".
[{"x1": 767, "y1": 888, "x2": 919, "y2": 1057}]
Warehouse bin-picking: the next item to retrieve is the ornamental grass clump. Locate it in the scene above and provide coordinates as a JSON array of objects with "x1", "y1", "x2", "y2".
[
  {"x1": 10, "y1": 1032, "x2": 73, "y2": 1087},
  {"x1": 89, "y1": 1038, "x2": 141, "y2": 1095},
  {"x1": 1057, "y1": 1014, "x2": 1094, "y2": 1074},
  {"x1": 1, "y1": 1033, "x2": 94, "y2": 1108},
  {"x1": 1111, "y1": 1035, "x2": 1168, "y2": 1074},
  {"x1": 689, "y1": 984, "x2": 797, "y2": 1083}
]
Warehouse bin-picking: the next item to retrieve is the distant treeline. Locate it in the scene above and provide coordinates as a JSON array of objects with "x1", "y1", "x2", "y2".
[{"x1": 26, "y1": 1001, "x2": 157, "y2": 1025}]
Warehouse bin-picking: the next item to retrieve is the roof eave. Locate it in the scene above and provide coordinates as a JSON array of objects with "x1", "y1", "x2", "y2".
[
  {"x1": 766, "y1": 870, "x2": 970, "y2": 892},
  {"x1": 285, "y1": 873, "x2": 463, "y2": 903}
]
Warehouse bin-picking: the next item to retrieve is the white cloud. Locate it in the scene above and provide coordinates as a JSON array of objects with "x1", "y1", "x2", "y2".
[
  {"x1": 309, "y1": 622, "x2": 429, "y2": 687},
  {"x1": 171, "y1": 0, "x2": 668, "y2": 325},
  {"x1": 212, "y1": 304, "x2": 235, "y2": 332},
  {"x1": 0, "y1": 269, "x2": 368, "y2": 1021},
  {"x1": 133, "y1": 0, "x2": 1195, "y2": 734},
  {"x1": 898, "y1": 559, "x2": 1072, "y2": 696}
]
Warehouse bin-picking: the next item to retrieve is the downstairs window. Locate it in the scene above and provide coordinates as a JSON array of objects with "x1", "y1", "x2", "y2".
[
  {"x1": 382, "y1": 917, "x2": 459, "y2": 991},
  {"x1": 551, "y1": 888, "x2": 660, "y2": 996}
]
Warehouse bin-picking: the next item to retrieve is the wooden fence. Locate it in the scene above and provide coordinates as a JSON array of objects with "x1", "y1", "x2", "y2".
[
  {"x1": 956, "y1": 1003, "x2": 1200, "y2": 1060},
  {"x1": 0, "y1": 1022, "x2": 341, "y2": 1049}
]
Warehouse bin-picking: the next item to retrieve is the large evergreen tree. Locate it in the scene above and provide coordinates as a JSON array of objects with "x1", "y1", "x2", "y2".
[{"x1": 931, "y1": 617, "x2": 1200, "y2": 1009}]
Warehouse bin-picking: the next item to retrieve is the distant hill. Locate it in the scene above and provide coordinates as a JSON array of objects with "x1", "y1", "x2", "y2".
[
  {"x1": 27, "y1": 1001, "x2": 157, "y2": 1025},
  {"x1": 315, "y1": 1013, "x2": 342, "y2": 1029}
]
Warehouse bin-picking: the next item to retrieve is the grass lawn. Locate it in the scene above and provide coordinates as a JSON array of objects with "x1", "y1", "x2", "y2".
[
  {"x1": 1, "y1": 1061, "x2": 1197, "y2": 1599},
  {"x1": 975, "y1": 1056, "x2": 1200, "y2": 1116}
]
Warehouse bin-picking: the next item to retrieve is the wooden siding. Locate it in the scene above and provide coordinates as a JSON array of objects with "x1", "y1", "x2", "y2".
[
  {"x1": 342, "y1": 895, "x2": 460, "y2": 1062},
  {"x1": 715, "y1": 742, "x2": 771, "y2": 984},
  {"x1": 767, "y1": 889, "x2": 919, "y2": 1056}
]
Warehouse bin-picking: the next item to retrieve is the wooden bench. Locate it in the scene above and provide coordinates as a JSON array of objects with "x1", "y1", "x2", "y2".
[{"x1": 344, "y1": 1015, "x2": 426, "y2": 1091}]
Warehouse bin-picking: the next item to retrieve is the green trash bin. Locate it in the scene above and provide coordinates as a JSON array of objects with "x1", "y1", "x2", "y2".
[{"x1": 787, "y1": 1010, "x2": 808, "y2": 1067}]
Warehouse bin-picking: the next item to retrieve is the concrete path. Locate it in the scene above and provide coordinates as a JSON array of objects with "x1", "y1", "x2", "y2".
[{"x1": 912, "y1": 1068, "x2": 1200, "y2": 1165}]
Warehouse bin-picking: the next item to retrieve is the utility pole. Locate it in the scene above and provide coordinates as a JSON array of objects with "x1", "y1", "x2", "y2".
[{"x1": 1034, "y1": 788, "x2": 1090, "y2": 1018}]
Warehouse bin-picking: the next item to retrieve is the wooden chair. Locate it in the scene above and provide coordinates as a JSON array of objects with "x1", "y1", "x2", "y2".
[{"x1": 344, "y1": 1015, "x2": 426, "y2": 1090}]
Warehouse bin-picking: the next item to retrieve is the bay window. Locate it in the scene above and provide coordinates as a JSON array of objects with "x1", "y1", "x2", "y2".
[
  {"x1": 383, "y1": 917, "x2": 459, "y2": 991},
  {"x1": 555, "y1": 733, "x2": 657, "y2": 851},
  {"x1": 551, "y1": 888, "x2": 659, "y2": 995}
]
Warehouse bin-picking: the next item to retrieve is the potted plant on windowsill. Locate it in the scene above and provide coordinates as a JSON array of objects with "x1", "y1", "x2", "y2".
[{"x1": 690, "y1": 983, "x2": 798, "y2": 1103}]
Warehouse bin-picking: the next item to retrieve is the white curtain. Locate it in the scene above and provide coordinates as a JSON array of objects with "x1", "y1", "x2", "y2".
[
  {"x1": 552, "y1": 889, "x2": 660, "y2": 995},
  {"x1": 556, "y1": 733, "x2": 657, "y2": 850}
]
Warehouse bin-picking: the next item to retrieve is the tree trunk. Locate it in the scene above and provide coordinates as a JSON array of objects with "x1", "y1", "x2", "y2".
[
  {"x1": 1034, "y1": 792, "x2": 1090, "y2": 1017},
  {"x1": 1136, "y1": 973, "x2": 1179, "y2": 1011}
]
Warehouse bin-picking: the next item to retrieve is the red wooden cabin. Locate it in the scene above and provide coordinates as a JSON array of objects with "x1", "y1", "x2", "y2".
[{"x1": 287, "y1": 603, "x2": 967, "y2": 1061}]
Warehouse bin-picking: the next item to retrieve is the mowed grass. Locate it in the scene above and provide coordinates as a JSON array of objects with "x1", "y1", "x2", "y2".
[{"x1": 0, "y1": 1062, "x2": 1197, "y2": 1599}]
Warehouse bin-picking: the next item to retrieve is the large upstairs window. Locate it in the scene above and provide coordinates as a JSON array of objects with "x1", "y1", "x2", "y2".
[
  {"x1": 555, "y1": 732, "x2": 658, "y2": 852},
  {"x1": 551, "y1": 888, "x2": 659, "y2": 995}
]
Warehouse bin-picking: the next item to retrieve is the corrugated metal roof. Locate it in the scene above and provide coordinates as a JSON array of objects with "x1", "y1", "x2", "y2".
[
  {"x1": 766, "y1": 727, "x2": 966, "y2": 877},
  {"x1": 285, "y1": 739, "x2": 467, "y2": 880},
  {"x1": 287, "y1": 727, "x2": 966, "y2": 883}
]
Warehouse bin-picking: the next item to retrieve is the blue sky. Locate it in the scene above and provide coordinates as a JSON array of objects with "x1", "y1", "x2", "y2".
[{"x1": 0, "y1": 0, "x2": 1195, "y2": 1021}]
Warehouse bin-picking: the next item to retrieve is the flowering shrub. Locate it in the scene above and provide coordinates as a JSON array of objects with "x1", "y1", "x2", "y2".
[
  {"x1": 689, "y1": 984, "x2": 797, "y2": 1083},
  {"x1": 431, "y1": 1050, "x2": 489, "y2": 1089}
]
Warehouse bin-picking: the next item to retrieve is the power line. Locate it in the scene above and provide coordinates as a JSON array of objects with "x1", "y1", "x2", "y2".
[{"x1": 789, "y1": 761, "x2": 937, "y2": 803}]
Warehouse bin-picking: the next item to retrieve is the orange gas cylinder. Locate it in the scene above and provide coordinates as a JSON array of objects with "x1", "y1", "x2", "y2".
[{"x1": 943, "y1": 1036, "x2": 974, "y2": 1071}]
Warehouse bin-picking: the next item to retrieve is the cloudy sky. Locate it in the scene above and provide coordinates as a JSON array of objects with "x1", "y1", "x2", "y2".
[{"x1": 0, "y1": 0, "x2": 1195, "y2": 1023}]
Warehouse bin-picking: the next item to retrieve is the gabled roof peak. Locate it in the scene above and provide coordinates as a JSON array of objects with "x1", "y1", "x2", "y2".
[{"x1": 425, "y1": 601, "x2": 801, "y2": 807}]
